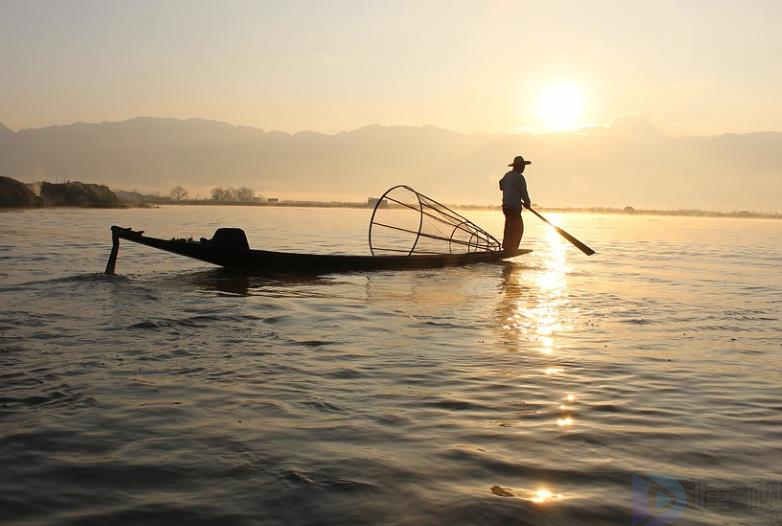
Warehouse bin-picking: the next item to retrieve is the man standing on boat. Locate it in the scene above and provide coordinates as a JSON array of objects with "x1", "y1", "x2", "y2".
[{"x1": 499, "y1": 155, "x2": 532, "y2": 254}]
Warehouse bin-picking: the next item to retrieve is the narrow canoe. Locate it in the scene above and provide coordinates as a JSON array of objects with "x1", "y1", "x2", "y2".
[{"x1": 106, "y1": 226, "x2": 530, "y2": 274}]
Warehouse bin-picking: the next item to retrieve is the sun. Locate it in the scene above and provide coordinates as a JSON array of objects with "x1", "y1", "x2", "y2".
[{"x1": 535, "y1": 82, "x2": 586, "y2": 132}]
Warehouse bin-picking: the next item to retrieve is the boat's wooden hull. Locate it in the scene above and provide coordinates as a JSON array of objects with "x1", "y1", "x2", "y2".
[{"x1": 108, "y1": 226, "x2": 529, "y2": 274}]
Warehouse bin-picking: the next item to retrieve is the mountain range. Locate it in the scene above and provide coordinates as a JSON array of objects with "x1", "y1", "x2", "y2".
[{"x1": 0, "y1": 117, "x2": 779, "y2": 212}]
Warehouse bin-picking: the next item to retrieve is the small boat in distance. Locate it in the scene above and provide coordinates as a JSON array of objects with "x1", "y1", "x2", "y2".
[{"x1": 105, "y1": 185, "x2": 531, "y2": 275}]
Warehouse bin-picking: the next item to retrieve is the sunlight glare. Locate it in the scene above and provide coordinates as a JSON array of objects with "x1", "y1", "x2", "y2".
[
  {"x1": 556, "y1": 416, "x2": 574, "y2": 427},
  {"x1": 535, "y1": 82, "x2": 585, "y2": 132},
  {"x1": 532, "y1": 487, "x2": 554, "y2": 504}
]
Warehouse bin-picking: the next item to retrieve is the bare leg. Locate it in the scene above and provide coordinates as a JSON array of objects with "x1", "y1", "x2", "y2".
[
  {"x1": 502, "y1": 213, "x2": 512, "y2": 252},
  {"x1": 516, "y1": 216, "x2": 525, "y2": 250},
  {"x1": 510, "y1": 214, "x2": 522, "y2": 253},
  {"x1": 502, "y1": 220, "x2": 513, "y2": 252},
  {"x1": 503, "y1": 209, "x2": 522, "y2": 255}
]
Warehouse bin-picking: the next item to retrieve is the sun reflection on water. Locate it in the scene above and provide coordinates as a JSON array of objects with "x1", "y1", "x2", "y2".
[
  {"x1": 497, "y1": 215, "x2": 571, "y2": 352},
  {"x1": 530, "y1": 486, "x2": 565, "y2": 504},
  {"x1": 556, "y1": 416, "x2": 574, "y2": 428},
  {"x1": 496, "y1": 217, "x2": 583, "y2": 432}
]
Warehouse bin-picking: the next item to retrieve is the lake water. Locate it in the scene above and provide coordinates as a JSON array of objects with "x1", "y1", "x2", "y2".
[{"x1": 1, "y1": 205, "x2": 781, "y2": 525}]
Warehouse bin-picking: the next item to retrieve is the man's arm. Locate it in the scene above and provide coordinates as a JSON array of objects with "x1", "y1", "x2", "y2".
[{"x1": 520, "y1": 176, "x2": 531, "y2": 208}]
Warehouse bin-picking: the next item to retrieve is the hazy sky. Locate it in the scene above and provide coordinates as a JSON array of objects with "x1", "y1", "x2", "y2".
[{"x1": 2, "y1": 0, "x2": 780, "y2": 135}]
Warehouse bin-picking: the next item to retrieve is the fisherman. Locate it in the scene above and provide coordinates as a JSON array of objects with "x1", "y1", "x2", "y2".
[{"x1": 499, "y1": 155, "x2": 532, "y2": 254}]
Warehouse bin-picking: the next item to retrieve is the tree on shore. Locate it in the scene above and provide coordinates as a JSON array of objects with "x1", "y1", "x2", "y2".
[
  {"x1": 211, "y1": 186, "x2": 256, "y2": 202},
  {"x1": 211, "y1": 187, "x2": 232, "y2": 201},
  {"x1": 236, "y1": 187, "x2": 254, "y2": 201},
  {"x1": 170, "y1": 185, "x2": 189, "y2": 201}
]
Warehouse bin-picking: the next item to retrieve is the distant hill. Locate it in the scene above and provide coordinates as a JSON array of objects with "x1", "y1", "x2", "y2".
[
  {"x1": 0, "y1": 176, "x2": 120, "y2": 208},
  {"x1": 0, "y1": 122, "x2": 14, "y2": 143},
  {"x1": 0, "y1": 176, "x2": 40, "y2": 207},
  {"x1": 39, "y1": 181, "x2": 120, "y2": 207},
  {"x1": 0, "y1": 117, "x2": 780, "y2": 212}
]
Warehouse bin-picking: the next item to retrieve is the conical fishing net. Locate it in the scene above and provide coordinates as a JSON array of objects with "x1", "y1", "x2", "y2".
[{"x1": 369, "y1": 185, "x2": 501, "y2": 256}]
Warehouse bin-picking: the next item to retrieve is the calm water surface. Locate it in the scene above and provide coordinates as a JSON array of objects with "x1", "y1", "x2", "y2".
[{"x1": 1, "y1": 206, "x2": 781, "y2": 525}]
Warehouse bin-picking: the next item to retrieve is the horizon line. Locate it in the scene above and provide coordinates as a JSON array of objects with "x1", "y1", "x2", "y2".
[{"x1": 3, "y1": 115, "x2": 782, "y2": 139}]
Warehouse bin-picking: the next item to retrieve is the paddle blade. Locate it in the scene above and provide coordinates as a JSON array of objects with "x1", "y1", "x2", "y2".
[
  {"x1": 527, "y1": 207, "x2": 596, "y2": 256},
  {"x1": 553, "y1": 225, "x2": 596, "y2": 256}
]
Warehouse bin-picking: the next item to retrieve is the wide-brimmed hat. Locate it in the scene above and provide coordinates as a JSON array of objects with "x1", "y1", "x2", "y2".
[{"x1": 508, "y1": 155, "x2": 532, "y2": 167}]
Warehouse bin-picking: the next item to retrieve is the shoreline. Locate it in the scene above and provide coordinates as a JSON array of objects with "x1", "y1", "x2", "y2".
[
  {"x1": 3, "y1": 200, "x2": 780, "y2": 220},
  {"x1": 153, "y1": 200, "x2": 782, "y2": 220}
]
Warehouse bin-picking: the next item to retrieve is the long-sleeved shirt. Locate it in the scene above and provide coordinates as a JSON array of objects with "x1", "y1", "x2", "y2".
[{"x1": 499, "y1": 170, "x2": 531, "y2": 210}]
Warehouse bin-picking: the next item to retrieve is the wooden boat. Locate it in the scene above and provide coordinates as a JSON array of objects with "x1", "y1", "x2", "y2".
[
  {"x1": 105, "y1": 226, "x2": 529, "y2": 274},
  {"x1": 105, "y1": 185, "x2": 530, "y2": 275}
]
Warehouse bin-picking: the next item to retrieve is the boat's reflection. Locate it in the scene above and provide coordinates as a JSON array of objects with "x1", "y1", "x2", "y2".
[
  {"x1": 362, "y1": 268, "x2": 479, "y2": 309},
  {"x1": 180, "y1": 269, "x2": 335, "y2": 296}
]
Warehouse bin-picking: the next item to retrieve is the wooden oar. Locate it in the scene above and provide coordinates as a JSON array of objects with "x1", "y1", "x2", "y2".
[{"x1": 526, "y1": 206, "x2": 596, "y2": 256}]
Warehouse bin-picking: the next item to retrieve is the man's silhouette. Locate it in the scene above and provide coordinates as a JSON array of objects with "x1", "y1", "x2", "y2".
[{"x1": 499, "y1": 155, "x2": 532, "y2": 254}]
